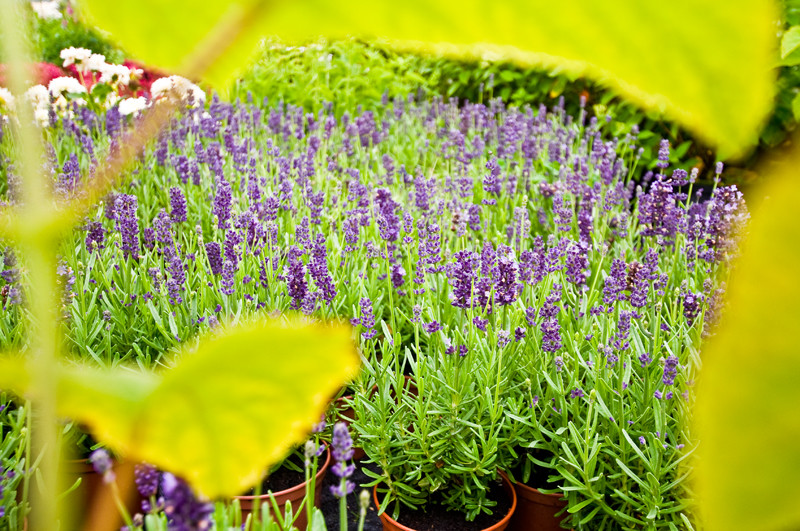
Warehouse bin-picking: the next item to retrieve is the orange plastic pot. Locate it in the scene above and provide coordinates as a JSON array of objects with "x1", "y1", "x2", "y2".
[
  {"x1": 64, "y1": 457, "x2": 139, "y2": 531},
  {"x1": 234, "y1": 444, "x2": 331, "y2": 531},
  {"x1": 373, "y1": 471, "x2": 517, "y2": 531},
  {"x1": 506, "y1": 472, "x2": 570, "y2": 531}
]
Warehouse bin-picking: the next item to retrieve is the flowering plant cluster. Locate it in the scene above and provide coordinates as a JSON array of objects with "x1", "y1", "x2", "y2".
[
  {"x1": 0, "y1": 45, "x2": 201, "y2": 128},
  {"x1": 0, "y1": 64, "x2": 747, "y2": 527}
]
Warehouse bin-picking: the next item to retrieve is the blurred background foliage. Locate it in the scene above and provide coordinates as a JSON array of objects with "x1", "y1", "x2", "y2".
[{"x1": 11, "y1": 1, "x2": 800, "y2": 187}]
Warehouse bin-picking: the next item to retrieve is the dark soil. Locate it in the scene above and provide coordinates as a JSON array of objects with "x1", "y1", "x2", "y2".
[
  {"x1": 320, "y1": 458, "x2": 383, "y2": 531},
  {"x1": 392, "y1": 478, "x2": 512, "y2": 531},
  {"x1": 320, "y1": 459, "x2": 512, "y2": 531},
  {"x1": 508, "y1": 448, "x2": 562, "y2": 491},
  {"x1": 246, "y1": 455, "x2": 309, "y2": 495}
]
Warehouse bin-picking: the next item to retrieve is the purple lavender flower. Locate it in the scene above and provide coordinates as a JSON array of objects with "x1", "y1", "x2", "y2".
[
  {"x1": 330, "y1": 422, "x2": 355, "y2": 498},
  {"x1": 662, "y1": 355, "x2": 680, "y2": 386},
  {"x1": 639, "y1": 352, "x2": 652, "y2": 368},
  {"x1": 205, "y1": 242, "x2": 223, "y2": 275},
  {"x1": 166, "y1": 256, "x2": 185, "y2": 305},
  {"x1": 295, "y1": 216, "x2": 311, "y2": 252},
  {"x1": 358, "y1": 297, "x2": 377, "y2": 339},
  {"x1": 134, "y1": 463, "x2": 159, "y2": 498},
  {"x1": 423, "y1": 321, "x2": 442, "y2": 334},
  {"x1": 483, "y1": 157, "x2": 502, "y2": 198},
  {"x1": 682, "y1": 290, "x2": 703, "y2": 324},
  {"x1": 497, "y1": 329, "x2": 511, "y2": 348},
  {"x1": 449, "y1": 250, "x2": 478, "y2": 309},
  {"x1": 638, "y1": 176, "x2": 682, "y2": 240},
  {"x1": 55, "y1": 153, "x2": 80, "y2": 198},
  {"x1": 514, "y1": 326, "x2": 526, "y2": 342},
  {"x1": 90, "y1": 449, "x2": 115, "y2": 484},
  {"x1": 570, "y1": 388, "x2": 584, "y2": 399},
  {"x1": 565, "y1": 242, "x2": 589, "y2": 287},
  {"x1": 285, "y1": 246, "x2": 307, "y2": 309},
  {"x1": 495, "y1": 245, "x2": 520, "y2": 305},
  {"x1": 221, "y1": 259, "x2": 235, "y2": 296},
  {"x1": 169, "y1": 187, "x2": 187, "y2": 223},
  {"x1": 613, "y1": 310, "x2": 635, "y2": 351},
  {"x1": 539, "y1": 284, "x2": 562, "y2": 352},
  {"x1": 161, "y1": 473, "x2": 213, "y2": 531},
  {"x1": 114, "y1": 194, "x2": 140, "y2": 259},
  {"x1": 603, "y1": 259, "x2": 627, "y2": 306},
  {"x1": 309, "y1": 234, "x2": 336, "y2": 304},
  {"x1": 375, "y1": 188, "x2": 400, "y2": 242},
  {"x1": 212, "y1": 179, "x2": 232, "y2": 229},
  {"x1": 85, "y1": 221, "x2": 105, "y2": 252},
  {"x1": 656, "y1": 139, "x2": 670, "y2": 170}
]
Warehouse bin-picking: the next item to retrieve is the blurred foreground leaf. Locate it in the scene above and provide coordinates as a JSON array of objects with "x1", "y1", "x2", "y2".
[
  {"x1": 695, "y1": 143, "x2": 800, "y2": 530},
  {"x1": 80, "y1": 0, "x2": 776, "y2": 158},
  {"x1": 0, "y1": 319, "x2": 358, "y2": 498}
]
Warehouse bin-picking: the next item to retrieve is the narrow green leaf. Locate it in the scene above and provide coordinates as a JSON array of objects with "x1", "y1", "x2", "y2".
[{"x1": 694, "y1": 143, "x2": 800, "y2": 530}]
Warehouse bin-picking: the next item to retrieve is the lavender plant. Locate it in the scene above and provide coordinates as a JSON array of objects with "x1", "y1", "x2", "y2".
[{"x1": 0, "y1": 43, "x2": 747, "y2": 528}]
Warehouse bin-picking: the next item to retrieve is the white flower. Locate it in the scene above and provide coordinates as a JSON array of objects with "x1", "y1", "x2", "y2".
[
  {"x1": 33, "y1": 106, "x2": 50, "y2": 127},
  {"x1": 150, "y1": 75, "x2": 205, "y2": 106},
  {"x1": 98, "y1": 63, "x2": 132, "y2": 87},
  {"x1": 149, "y1": 76, "x2": 173, "y2": 100},
  {"x1": 102, "y1": 92, "x2": 120, "y2": 110},
  {"x1": 30, "y1": 0, "x2": 62, "y2": 20},
  {"x1": 86, "y1": 54, "x2": 107, "y2": 72},
  {"x1": 118, "y1": 97, "x2": 148, "y2": 116},
  {"x1": 0, "y1": 87, "x2": 15, "y2": 109},
  {"x1": 60, "y1": 47, "x2": 93, "y2": 70},
  {"x1": 48, "y1": 76, "x2": 87, "y2": 96},
  {"x1": 24, "y1": 84, "x2": 49, "y2": 107}
]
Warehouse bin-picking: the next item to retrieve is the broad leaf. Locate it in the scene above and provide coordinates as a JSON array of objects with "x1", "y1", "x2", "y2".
[
  {"x1": 0, "y1": 319, "x2": 358, "y2": 499},
  {"x1": 781, "y1": 26, "x2": 800, "y2": 65},
  {"x1": 80, "y1": 0, "x2": 776, "y2": 157},
  {"x1": 694, "y1": 144, "x2": 800, "y2": 530}
]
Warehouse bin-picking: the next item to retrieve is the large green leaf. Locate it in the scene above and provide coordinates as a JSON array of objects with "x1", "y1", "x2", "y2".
[
  {"x1": 0, "y1": 319, "x2": 358, "y2": 499},
  {"x1": 80, "y1": 0, "x2": 776, "y2": 158},
  {"x1": 694, "y1": 145, "x2": 800, "y2": 530}
]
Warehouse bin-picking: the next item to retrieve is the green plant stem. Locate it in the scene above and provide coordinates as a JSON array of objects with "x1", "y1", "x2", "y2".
[
  {"x1": 109, "y1": 479, "x2": 135, "y2": 530},
  {"x1": 339, "y1": 489, "x2": 347, "y2": 531},
  {"x1": 0, "y1": 4, "x2": 61, "y2": 530}
]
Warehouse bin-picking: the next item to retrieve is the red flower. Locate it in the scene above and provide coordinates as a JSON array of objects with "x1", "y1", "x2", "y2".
[{"x1": 0, "y1": 62, "x2": 66, "y2": 87}]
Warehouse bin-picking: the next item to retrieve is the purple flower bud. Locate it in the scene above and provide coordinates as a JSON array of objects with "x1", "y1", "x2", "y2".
[
  {"x1": 169, "y1": 187, "x2": 187, "y2": 223},
  {"x1": 90, "y1": 449, "x2": 115, "y2": 484},
  {"x1": 134, "y1": 464, "x2": 159, "y2": 498}
]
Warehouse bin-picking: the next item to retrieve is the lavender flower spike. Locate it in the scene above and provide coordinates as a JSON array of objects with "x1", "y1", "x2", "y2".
[
  {"x1": 90, "y1": 448, "x2": 115, "y2": 484},
  {"x1": 330, "y1": 422, "x2": 355, "y2": 498}
]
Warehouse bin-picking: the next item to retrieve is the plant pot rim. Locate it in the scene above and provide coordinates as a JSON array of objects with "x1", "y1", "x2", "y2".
[
  {"x1": 505, "y1": 471, "x2": 566, "y2": 503},
  {"x1": 373, "y1": 470, "x2": 517, "y2": 531},
  {"x1": 233, "y1": 442, "x2": 331, "y2": 501}
]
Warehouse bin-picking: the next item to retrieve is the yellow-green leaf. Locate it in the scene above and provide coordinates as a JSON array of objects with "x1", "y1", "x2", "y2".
[
  {"x1": 694, "y1": 143, "x2": 800, "y2": 530},
  {"x1": 781, "y1": 26, "x2": 800, "y2": 65},
  {"x1": 0, "y1": 319, "x2": 358, "y2": 499},
  {"x1": 79, "y1": 0, "x2": 776, "y2": 158}
]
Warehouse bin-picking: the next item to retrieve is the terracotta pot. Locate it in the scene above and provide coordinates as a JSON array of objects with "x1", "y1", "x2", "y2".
[
  {"x1": 64, "y1": 458, "x2": 139, "y2": 531},
  {"x1": 373, "y1": 471, "x2": 517, "y2": 531},
  {"x1": 234, "y1": 444, "x2": 331, "y2": 530},
  {"x1": 506, "y1": 471, "x2": 569, "y2": 531}
]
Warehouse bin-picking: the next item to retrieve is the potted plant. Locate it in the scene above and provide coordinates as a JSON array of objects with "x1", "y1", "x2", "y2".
[
  {"x1": 351, "y1": 267, "x2": 523, "y2": 530},
  {"x1": 233, "y1": 428, "x2": 331, "y2": 531}
]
